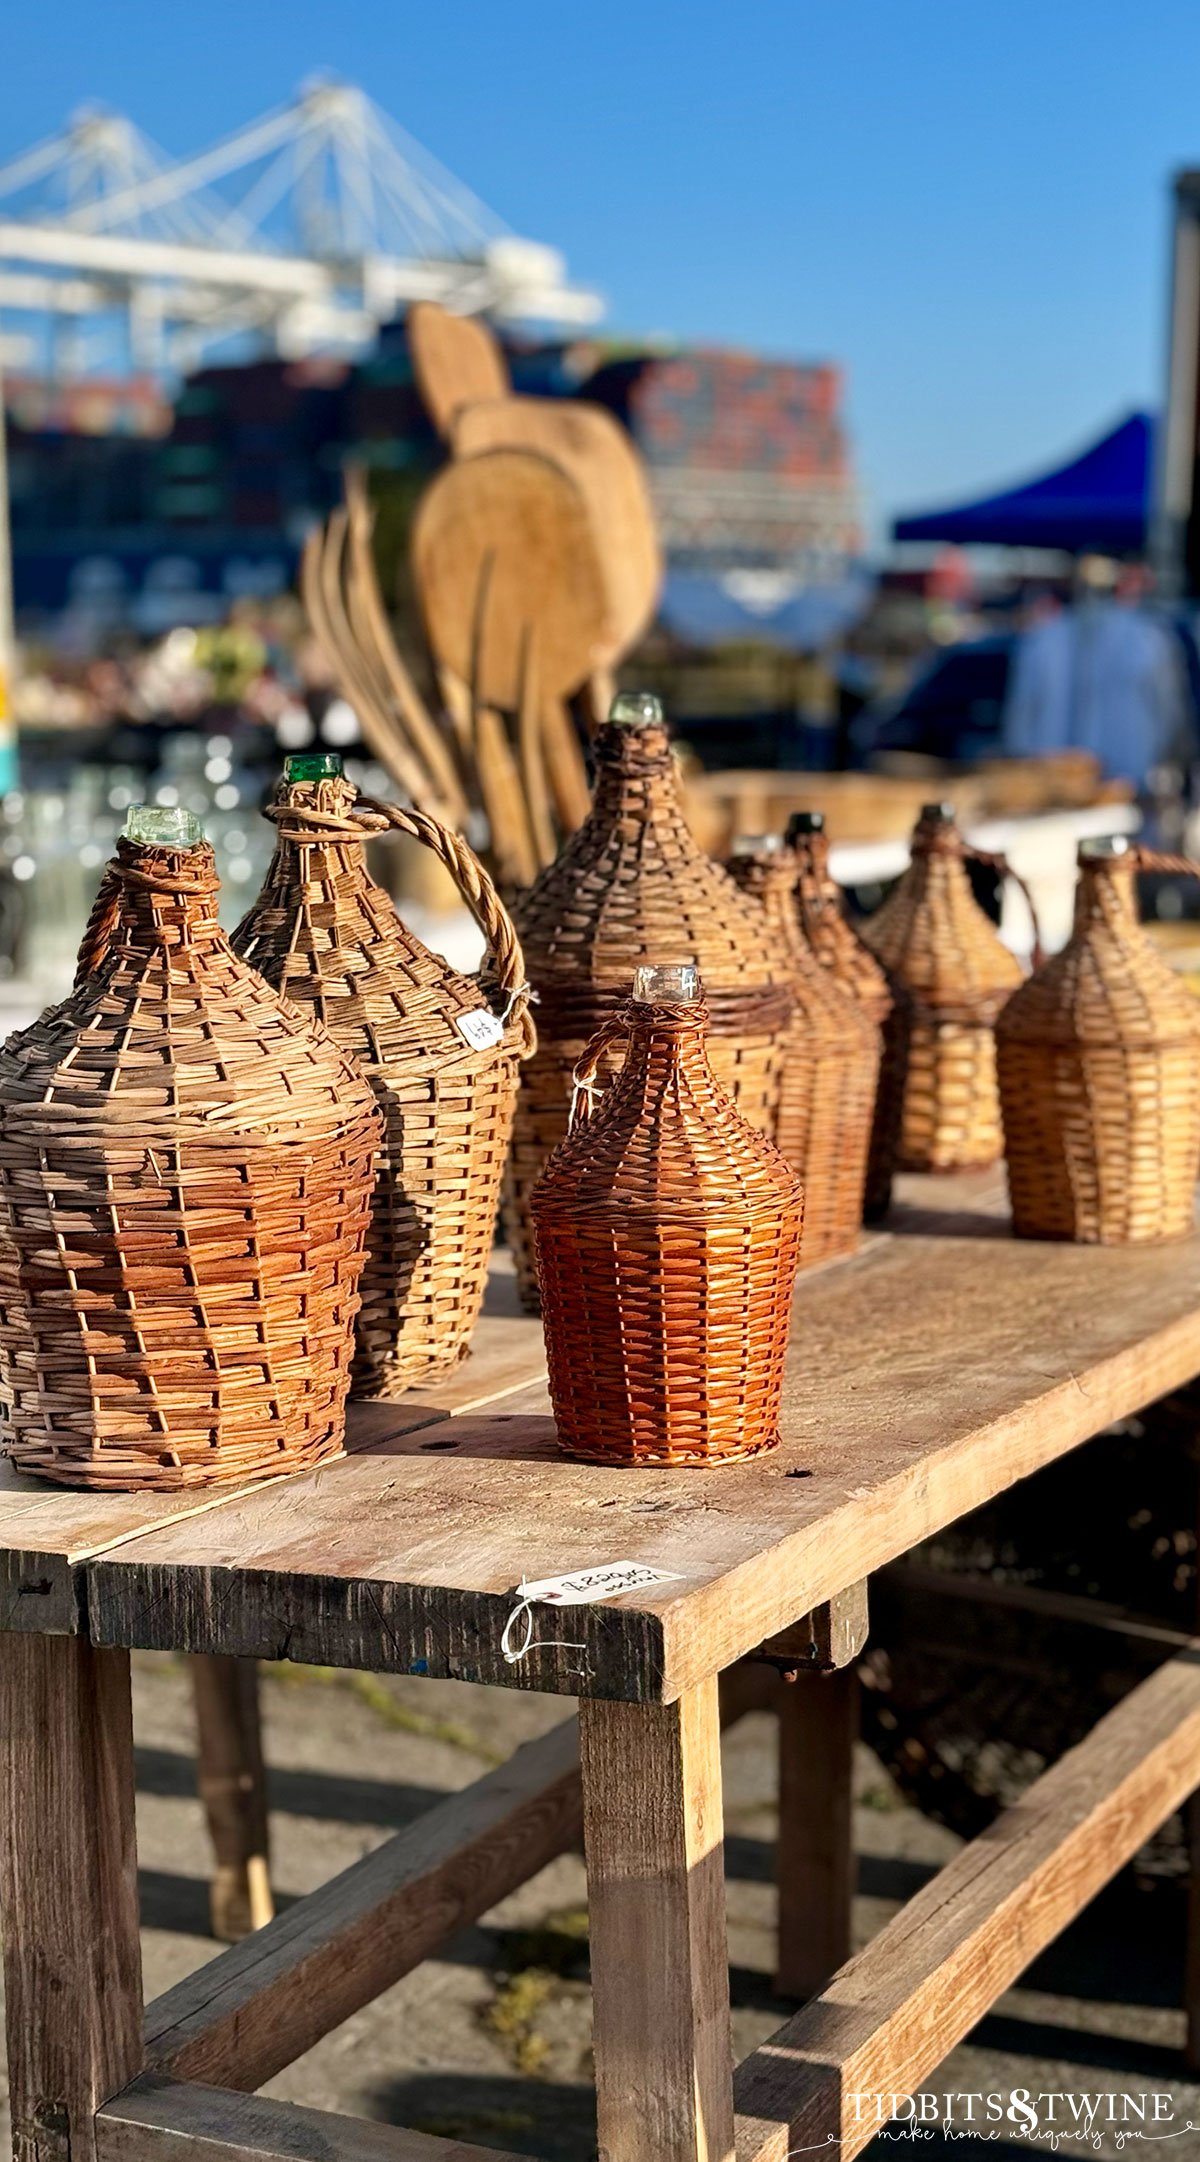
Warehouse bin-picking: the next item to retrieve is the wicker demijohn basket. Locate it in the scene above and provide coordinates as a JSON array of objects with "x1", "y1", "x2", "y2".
[
  {"x1": 506, "y1": 692, "x2": 793, "y2": 1309},
  {"x1": 998, "y1": 837, "x2": 1200, "y2": 1243},
  {"x1": 0, "y1": 809, "x2": 381, "y2": 1492},
  {"x1": 531, "y1": 966, "x2": 804, "y2": 1465},
  {"x1": 787, "y1": 809, "x2": 909, "y2": 1218},
  {"x1": 728, "y1": 837, "x2": 879, "y2": 1264},
  {"x1": 860, "y1": 802, "x2": 1027, "y2": 1173},
  {"x1": 232, "y1": 755, "x2": 534, "y2": 1398}
]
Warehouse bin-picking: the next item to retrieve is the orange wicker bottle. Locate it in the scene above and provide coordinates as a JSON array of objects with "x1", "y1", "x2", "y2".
[
  {"x1": 531, "y1": 965, "x2": 803, "y2": 1465},
  {"x1": 787, "y1": 809, "x2": 909, "y2": 1219},
  {"x1": 998, "y1": 836, "x2": 1200, "y2": 1242},
  {"x1": 0, "y1": 808, "x2": 381, "y2": 1491},
  {"x1": 860, "y1": 803, "x2": 1025, "y2": 1172},
  {"x1": 232, "y1": 754, "x2": 534, "y2": 1398},
  {"x1": 506, "y1": 692, "x2": 793, "y2": 1309},
  {"x1": 728, "y1": 836, "x2": 879, "y2": 1263}
]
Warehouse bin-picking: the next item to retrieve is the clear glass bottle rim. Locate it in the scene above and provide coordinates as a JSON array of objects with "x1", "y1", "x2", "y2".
[
  {"x1": 123, "y1": 805, "x2": 204, "y2": 848},
  {"x1": 632, "y1": 962, "x2": 701, "y2": 1003}
]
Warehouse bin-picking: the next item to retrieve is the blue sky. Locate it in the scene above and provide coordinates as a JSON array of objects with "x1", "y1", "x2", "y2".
[{"x1": 3, "y1": 1, "x2": 1198, "y2": 533}]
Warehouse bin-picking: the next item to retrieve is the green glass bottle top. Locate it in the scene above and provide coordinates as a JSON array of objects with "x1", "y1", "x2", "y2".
[
  {"x1": 284, "y1": 751, "x2": 343, "y2": 782},
  {"x1": 609, "y1": 690, "x2": 664, "y2": 729},
  {"x1": 123, "y1": 805, "x2": 204, "y2": 849}
]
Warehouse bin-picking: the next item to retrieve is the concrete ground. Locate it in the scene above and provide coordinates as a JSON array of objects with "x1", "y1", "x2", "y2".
[{"x1": 4, "y1": 1653, "x2": 1197, "y2": 2161}]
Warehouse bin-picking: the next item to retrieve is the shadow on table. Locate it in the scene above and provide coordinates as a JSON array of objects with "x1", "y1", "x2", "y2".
[{"x1": 373, "y1": 2072, "x2": 595, "y2": 2162}]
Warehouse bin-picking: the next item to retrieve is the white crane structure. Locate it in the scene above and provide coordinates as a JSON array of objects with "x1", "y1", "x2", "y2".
[{"x1": 0, "y1": 79, "x2": 604, "y2": 377}]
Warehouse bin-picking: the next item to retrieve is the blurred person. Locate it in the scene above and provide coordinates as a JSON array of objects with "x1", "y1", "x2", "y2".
[{"x1": 1003, "y1": 555, "x2": 1195, "y2": 793}]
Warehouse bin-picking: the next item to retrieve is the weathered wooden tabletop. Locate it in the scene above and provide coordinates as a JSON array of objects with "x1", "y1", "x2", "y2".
[{"x1": 5, "y1": 1170, "x2": 1200, "y2": 1702}]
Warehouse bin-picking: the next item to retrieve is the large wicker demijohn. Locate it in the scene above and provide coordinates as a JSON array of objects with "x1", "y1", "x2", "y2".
[
  {"x1": 860, "y1": 803, "x2": 1025, "y2": 1173},
  {"x1": 787, "y1": 809, "x2": 909, "y2": 1218},
  {"x1": 0, "y1": 808, "x2": 381, "y2": 1491},
  {"x1": 728, "y1": 836, "x2": 880, "y2": 1264},
  {"x1": 506, "y1": 691, "x2": 793, "y2": 1308},
  {"x1": 531, "y1": 965, "x2": 803, "y2": 1465},
  {"x1": 998, "y1": 836, "x2": 1200, "y2": 1243},
  {"x1": 232, "y1": 754, "x2": 534, "y2": 1398}
]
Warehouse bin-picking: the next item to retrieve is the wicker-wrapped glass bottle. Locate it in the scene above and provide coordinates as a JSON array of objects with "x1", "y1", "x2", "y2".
[
  {"x1": 531, "y1": 965, "x2": 803, "y2": 1465},
  {"x1": 787, "y1": 809, "x2": 909, "y2": 1218},
  {"x1": 860, "y1": 803, "x2": 1025, "y2": 1172},
  {"x1": 0, "y1": 808, "x2": 381, "y2": 1491},
  {"x1": 232, "y1": 754, "x2": 534, "y2": 1398},
  {"x1": 506, "y1": 692, "x2": 793, "y2": 1308},
  {"x1": 728, "y1": 836, "x2": 879, "y2": 1263},
  {"x1": 998, "y1": 837, "x2": 1200, "y2": 1242}
]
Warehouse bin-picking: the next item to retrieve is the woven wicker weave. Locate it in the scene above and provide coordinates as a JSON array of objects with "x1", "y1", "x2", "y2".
[
  {"x1": 998, "y1": 839, "x2": 1200, "y2": 1243},
  {"x1": 860, "y1": 803, "x2": 1026, "y2": 1173},
  {"x1": 505, "y1": 693, "x2": 793, "y2": 1309},
  {"x1": 0, "y1": 827, "x2": 380, "y2": 1491},
  {"x1": 728, "y1": 838, "x2": 879, "y2": 1263},
  {"x1": 232, "y1": 758, "x2": 534, "y2": 1398},
  {"x1": 531, "y1": 969, "x2": 803, "y2": 1465},
  {"x1": 787, "y1": 809, "x2": 908, "y2": 1220}
]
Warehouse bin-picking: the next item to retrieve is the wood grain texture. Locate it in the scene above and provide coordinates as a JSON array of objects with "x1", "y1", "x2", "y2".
[
  {"x1": 191, "y1": 1657, "x2": 273, "y2": 1943},
  {"x1": 734, "y1": 1649, "x2": 1200, "y2": 2162},
  {"x1": 97, "y1": 2077, "x2": 528, "y2": 2162},
  {"x1": 775, "y1": 1668, "x2": 857, "y2": 1999},
  {"x1": 452, "y1": 395, "x2": 661, "y2": 663},
  {"x1": 412, "y1": 448, "x2": 611, "y2": 709},
  {"x1": 80, "y1": 1195, "x2": 1200, "y2": 1699},
  {"x1": 0, "y1": 1635, "x2": 143, "y2": 2162},
  {"x1": 144, "y1": 1718, "x2": 582, "y2": 2092},
  {"x1": 581, "y1": 1679, "x2": 734, "y2": 2162}
]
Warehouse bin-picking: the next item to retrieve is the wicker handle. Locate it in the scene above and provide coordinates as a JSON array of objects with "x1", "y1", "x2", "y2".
[
  {"x1": 962, "y1": 844, "x2": 1045, "y2": 970},
  {"x1": 1133, "y1": 847, "x2": 1200, "y2": 879},
  {"x1": 569, "y1": 1014, "x2": 632, "y2": 1130},
  {"x1": 355, "y1": 796, "x2": 535, "y2": 1057},
  {"x1": 74, "y1": 861, "x2": 123, "y2": 987}
]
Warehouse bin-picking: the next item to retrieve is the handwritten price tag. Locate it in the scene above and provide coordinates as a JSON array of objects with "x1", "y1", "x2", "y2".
[
  {"x1": 516, "y1": 1562, "x2": 683, "y2": 1607},
  {"x1": 456, "y1": 1010, "x2": 505, "y2": 1051}
]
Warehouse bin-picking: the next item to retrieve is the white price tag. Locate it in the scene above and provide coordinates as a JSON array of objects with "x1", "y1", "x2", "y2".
[
  {"x1": 456, "y1": 1009, "x2": 505, "y2": 1051},
  {"x1": 517, "y1": 1561, "x2": 683, "y2": 1607}
]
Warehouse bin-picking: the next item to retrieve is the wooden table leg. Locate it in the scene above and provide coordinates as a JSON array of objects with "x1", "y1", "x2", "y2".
[
  {"x1": 775, "y1": 1665, "x2": 857, "y2": 1999},
  {"x1": 0, "y1": 1635, "x2": 143, "y2": 2162},
  {"x1": 580, "y1": 1678, "x2": 733, "y2": 2162},
  {"x1": 191, "y1": 1655, "x2": 274, "y2": 1943}
]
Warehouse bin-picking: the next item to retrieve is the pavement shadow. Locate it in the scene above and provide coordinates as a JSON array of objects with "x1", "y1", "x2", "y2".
[{"x1": 373, "y1": 2072, "x2": 595, "y2": 2161}]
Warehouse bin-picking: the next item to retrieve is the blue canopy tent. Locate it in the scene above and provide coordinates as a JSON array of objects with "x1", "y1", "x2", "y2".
[{"x1": 892, "y1": 411, "x2": 1153, "y2": 554}]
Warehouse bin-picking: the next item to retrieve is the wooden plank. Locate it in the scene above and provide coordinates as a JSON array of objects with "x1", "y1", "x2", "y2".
[
  {"x1": 734, "y1": 1649, "x2": 1200, "y2": 2162},
  {"x1": 97, "y1": 2077, "x2": 531, "y2": 2162},
  {"x1": 775, "y1": 1669, "x2": 857, "y2": 2000},
  {"x1": 81, "y1": 1213, "x2": 1200, "y2": 1698},
  {"x1": 0, "y1": 1634, "x2": 143, "y2": 2162},
  {"x1": 759, "y1": 1583, "x2": 869, "y2": 1674},
  {"x1": 191, "y1": 1657, "x2": 273, "y2": 1943},
  {"x1": 581, "y1": 1678, "x2": 734, "y2": 2162},
  {"x1": 144, "y1": 1718, "x2": 582, "y2": 2092},
  {"x1": 146, "y1": 1670, "x2": 765, "y2": 2093}
]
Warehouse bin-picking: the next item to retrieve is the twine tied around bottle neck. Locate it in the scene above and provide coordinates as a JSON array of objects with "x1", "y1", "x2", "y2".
[
  {"x1": 75, "y1": 843, "x2": 222, "y2": 983},
  {"x1": 264, "y1": 789, "x2": 535, "y2": 1057},
  {"x1": 568, "y1": 995, "x2": 710, "y2": 1131},
  {"x1": 911, "y1": 815, "x2": 1046, "y2": 970}
]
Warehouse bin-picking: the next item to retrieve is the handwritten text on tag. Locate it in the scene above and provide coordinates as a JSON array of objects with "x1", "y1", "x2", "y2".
[
  {"x1": 456, "y1": 1010, "x2": 505, "y2": 1051},
  {"x1": 517, "y1": 1562, "x2": 683, "y2": 1607}
]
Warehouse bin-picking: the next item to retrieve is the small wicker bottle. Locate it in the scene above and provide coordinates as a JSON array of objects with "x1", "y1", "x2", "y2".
[
  {"x1": 860, "y1": 802, "x2": 1026, "y2": 1173},
  {"x1": 0, "y1": 808, "x2": 381, "y2": 1491},
  {"x1": 728, "y1": 836, "x2": 880, "y2": 1263},
  {"x1": 787, "y1": 809, "x2": 909, "y2": 1218},
  {"x1": 531, "y1": 965, "x2": 803, "y2": 1465},
  {"x1": 506, "y1": 691, "x2": 793, "y2": 1308},
  {"x1": 998, "y1": 836, "x2": 1200, "y2": 1243},
  {"x1": 232, "y1": 753, "x2": 534, "y2": 1398}
]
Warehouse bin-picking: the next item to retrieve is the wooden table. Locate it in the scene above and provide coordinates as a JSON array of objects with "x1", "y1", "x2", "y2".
[{"x1": 6, "y1": 1173, "x2": 1200, "y2": 2162}]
